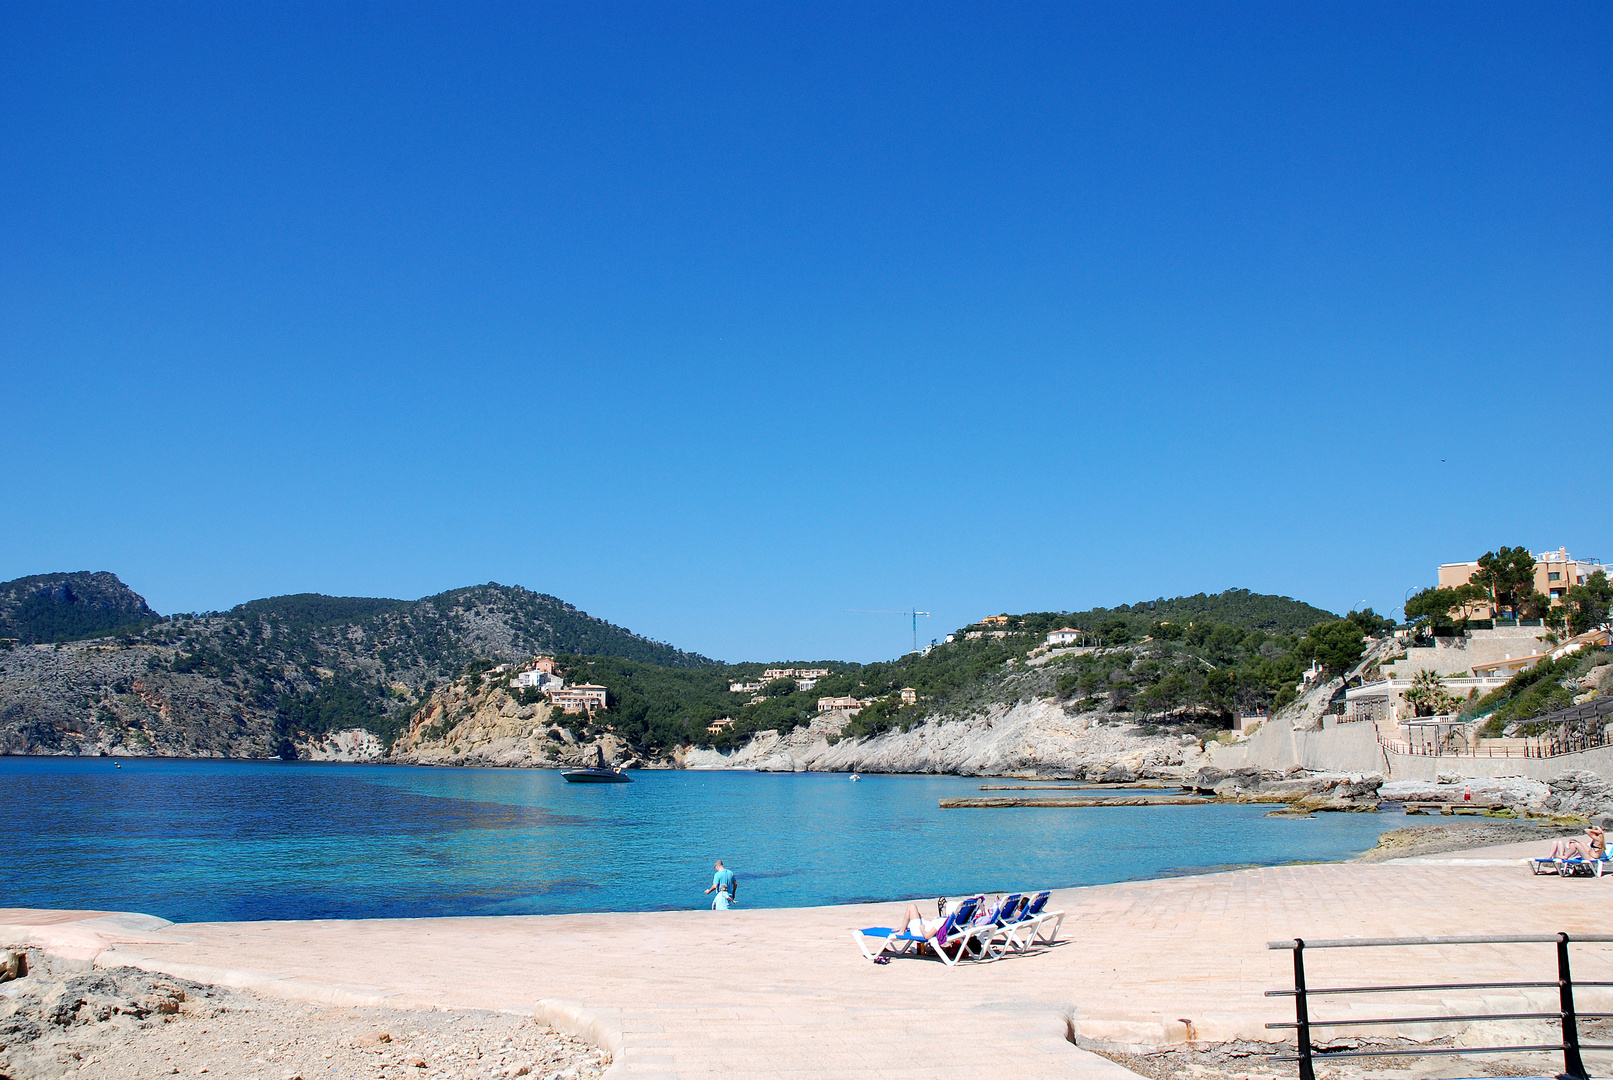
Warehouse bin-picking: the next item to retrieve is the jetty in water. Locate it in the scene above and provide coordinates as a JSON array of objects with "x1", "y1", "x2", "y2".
[{"x1": 977, "y1": 782, "x2": 1186, "y2": 791}]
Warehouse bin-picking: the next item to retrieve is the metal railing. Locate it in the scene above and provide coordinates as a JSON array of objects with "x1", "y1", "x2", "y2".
[
  {"x1": 1266, "y1": 934, "x2": 1613, "y2": 1080},
  {"x1": 1380, "y1": 737, "x2": 1551, "y2": 759},
  {"x1": 1378, "y1": 734, "x2": 1606, "y2": 759}
]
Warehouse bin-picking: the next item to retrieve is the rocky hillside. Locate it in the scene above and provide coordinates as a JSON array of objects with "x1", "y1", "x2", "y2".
[
  {"x1": 373, "y1": 666, "x2": 1210, "y2": 776},
  {"x1": 0, "y1": 574, "x2": 711, "y2": 759},
  {"x1": 0, "y1": 572, "x2": 157, "y2": 644},
  {"x1": 0, "y1": 638, "x2": 279, "y2": 758},
  {"x1": 0, "y1": 575, "x2": 1383, "y2": 772},
  {"x1": 682, "y1": 698, "x2": 1209, "y2": 776},
  {"x1": 387, "y1": 670, "x2": 644, "y2": 769}
]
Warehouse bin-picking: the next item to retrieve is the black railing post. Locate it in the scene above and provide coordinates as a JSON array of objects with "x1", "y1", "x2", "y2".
[
  {"x1": 1293, "y1": 939, "x2": 1316, "y2": 1080},
  {"x1": 1558, "y1": 932, "x2": 1589, "y2": 1080}
]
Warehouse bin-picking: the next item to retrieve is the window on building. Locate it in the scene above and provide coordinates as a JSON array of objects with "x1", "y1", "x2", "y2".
[
  {"x1": 1550, "y1": 588, "x2": 1564, "y2": 599},
  {"x1": 1548, "y1": 572, "x2": 1561, "y2": 581}
]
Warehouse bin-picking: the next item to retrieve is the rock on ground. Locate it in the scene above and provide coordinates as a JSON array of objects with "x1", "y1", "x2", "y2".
[{"x1": 0, "y1": 950, "x2": 607, "y2": 1080}]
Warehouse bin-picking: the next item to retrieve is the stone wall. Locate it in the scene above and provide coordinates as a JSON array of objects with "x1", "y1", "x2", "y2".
[
  {"x1": 1378, "y1": 744, "x2": 1613, "y2": 782},
  {"x1": 1386, "y1": 626, "x2": 1551, "y2": 678},
  {"x1": 1206, "y1": 718, "x2": 1389, "y2": 775},
  {"x1": 1209, "y1": 710, "x2": 1613, "y2": 784}
]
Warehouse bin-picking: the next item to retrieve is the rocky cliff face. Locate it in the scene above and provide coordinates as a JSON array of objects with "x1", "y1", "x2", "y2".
[
  {"x1": 387, "y1": 675, "x2": 644, "y2": 769},
  {"x1": 682, "y1": 699, "x2": 1206, "y2": 778},
  {"x1": 0, "y1": 640, "x2": 279, "y2": 758}
]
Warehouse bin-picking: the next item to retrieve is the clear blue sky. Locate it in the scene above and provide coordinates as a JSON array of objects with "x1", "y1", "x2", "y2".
[{"x1": 3, "y1": 3, "x2": 1609, "y2": 662}]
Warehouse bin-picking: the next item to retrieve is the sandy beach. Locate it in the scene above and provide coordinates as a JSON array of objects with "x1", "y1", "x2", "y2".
[{"x1": 4, "y1": 836, "x2": 1612, "y2": 1080}]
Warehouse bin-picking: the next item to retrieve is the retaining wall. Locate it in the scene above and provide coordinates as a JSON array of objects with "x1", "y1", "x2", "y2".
[
  {"x1": 1209, "y1": 716, "x2": 1613, "y2": 781},
  {"x1": 1206, "y1": 718, "x2": 1388, "y2": 774}
]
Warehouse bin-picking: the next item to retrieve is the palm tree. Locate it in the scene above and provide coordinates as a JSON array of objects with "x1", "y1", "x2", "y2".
[{"x1": 1404, "y1": 669, "x2": 1452, "y2": 717}]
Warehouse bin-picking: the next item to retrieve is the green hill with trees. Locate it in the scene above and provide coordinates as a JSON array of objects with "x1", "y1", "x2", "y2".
[
  {"x1": 0, "y1": 574, "x2": 712, "y2": 756},
  {"x1": 0, "y1": 571, "x2": 158, "y2": 644},
  {"x1": 521, "y1": 591, "x2": 1384, "y2": 755}
]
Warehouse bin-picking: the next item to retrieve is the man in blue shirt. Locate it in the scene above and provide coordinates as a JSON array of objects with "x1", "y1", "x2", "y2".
[{"x1": 704, "y1": 860, "x2": 737, "y2": 910}]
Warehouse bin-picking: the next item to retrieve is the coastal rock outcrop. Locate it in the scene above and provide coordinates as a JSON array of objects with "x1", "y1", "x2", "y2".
[
  {"x1": 1377, "y1": 776, "x2": 1552, "y2": 811},
  {"x1": 1543, "y1": 770, "x2": 1613, "y2": 825},
  {"x1": 682, "y1": 698, "x2": 1197, "y2": 777},
  {"x1": 1189, "y1": 767, "x2": 1384, "y2": 810},
  {"x1": 297, "y1": 727, "x2": 387, "y2": 762},
  {"x1": 388, "y1": 676, "x2": 641, "y2": 769}
]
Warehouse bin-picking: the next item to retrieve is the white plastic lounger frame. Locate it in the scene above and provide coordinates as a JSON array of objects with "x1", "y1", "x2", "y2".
[
  {"x1": 851, "y1": 896, "x2": 984, "y2": 966},
  {"x1": 1530, "y1": 854, "x2": 1609, "y2": 878},
  {"x1": 954, "y1": 893, "x2": 1021, "y2": 960},
  {"x1": 998, "y1": 891, "x2": 1064, "y2": 952}
]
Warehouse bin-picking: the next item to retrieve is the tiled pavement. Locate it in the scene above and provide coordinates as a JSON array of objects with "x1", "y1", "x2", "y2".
[{"x1": 5, "y1": 842, "x2": 1612, "y2": 1078}]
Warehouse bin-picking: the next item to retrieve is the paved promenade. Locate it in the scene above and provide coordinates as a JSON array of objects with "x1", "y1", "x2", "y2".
[{"x1": 5, "y1": 842, "x2": 1612, "y2": 1079}]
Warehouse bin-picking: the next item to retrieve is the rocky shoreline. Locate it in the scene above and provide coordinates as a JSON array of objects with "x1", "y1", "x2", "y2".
[{"x1": 0, "y1": 948, "x2": 606, "y2": 1080}]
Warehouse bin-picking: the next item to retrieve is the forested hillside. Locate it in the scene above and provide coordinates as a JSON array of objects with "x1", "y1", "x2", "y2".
[
  {"x1": 967, "y1": 590, "x2": 1337, "y2": 642},
  {"x1": 527, "y1": 591, "x2": 1381, "y2": 754},
  {"x1": 0, "y1": 575, "x2": 710, "y2": 757},
  {"x1": 0, "y1": 572, "x2": 158, "y2": 644},
  {"x1": 1, "y1": 574, "x2": 1375, "y2": 763}
]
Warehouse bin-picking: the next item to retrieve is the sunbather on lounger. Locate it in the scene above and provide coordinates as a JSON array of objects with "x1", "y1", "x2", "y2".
[
  {"x1": 894, "y1": 903, "x2": 949, "y2": 943},
  {"x1": 1547, "y1": 826, "x2": 1606, "y2": 862}
]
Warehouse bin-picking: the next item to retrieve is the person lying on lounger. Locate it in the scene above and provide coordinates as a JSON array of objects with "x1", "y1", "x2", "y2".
[
  {"x1": 1547, "y1": 825, "x2": 1606, "y2": 862},
  {"x1": 894, "y1": 902, "x2": 951, "y2": 943}
]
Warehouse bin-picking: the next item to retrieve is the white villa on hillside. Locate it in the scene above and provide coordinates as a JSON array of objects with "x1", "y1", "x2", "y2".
[
  {"x1": 1047, "y1": 627, "x2": 1083, "y2": 646},
  {"x1": 514, "y1": 669, "x2": 564, "y2": 692}
]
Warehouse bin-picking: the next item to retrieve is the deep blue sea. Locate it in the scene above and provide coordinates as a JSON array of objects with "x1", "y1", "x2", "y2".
[{"x1": 1, "y1": 757, "x2": 1397, "y2": 922}]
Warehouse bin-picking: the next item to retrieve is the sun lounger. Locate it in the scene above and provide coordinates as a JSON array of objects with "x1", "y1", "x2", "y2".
[
  {"x1": 949, "y1": 893, "x2": 1022, "y2": 960},
  {"x1": 851, "y1": 895, "x2": 983, "y2": 966},
  {"x1": 997, "y1": 890, "x2": 1064, "y2": 952},
  {"x1": 1530, "y1": 853, "x2": 1610, "y2": 878}
]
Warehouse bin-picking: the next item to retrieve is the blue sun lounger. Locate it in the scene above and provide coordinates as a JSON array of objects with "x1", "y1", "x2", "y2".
[
  {"x1": 953, "y1": 893, "x2": 1022, "y2": 959},
  {"x1": 996, "y1": 890, "x2": 1064, "y2": 952},
  {"x1": 1530, "y1": 852, "x2": 1610, "y2": 878},
  {"x1": 851, "y1": 896, "x2": 983, "y2": 966}
]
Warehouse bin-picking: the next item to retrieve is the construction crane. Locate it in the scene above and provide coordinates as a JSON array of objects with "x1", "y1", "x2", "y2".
[{"x1": 846, "y1": 609, "x2": 932, "y2": 654}]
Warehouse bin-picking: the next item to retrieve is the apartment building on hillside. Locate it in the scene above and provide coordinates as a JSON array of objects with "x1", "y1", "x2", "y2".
[
  {"x1": 1437, "y1": 547, "x2": 1607, "y2": 618},
  {"x1": 759, "y1": 667, "x2": 831, "y2": 690},
  {"x1": 549, "y1": 683, "x2": 607, "y2": 714}
]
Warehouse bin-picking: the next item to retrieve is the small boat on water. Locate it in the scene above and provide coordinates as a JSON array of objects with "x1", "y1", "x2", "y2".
[
  {"x1": 849, "y1": 774, "x2": 860, "y2": 782},
  {"x1": 562, "y1": 766, "x2": 632, "y2": 783}
]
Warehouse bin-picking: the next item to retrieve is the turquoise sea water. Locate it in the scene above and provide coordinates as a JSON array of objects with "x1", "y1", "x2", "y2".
[{"x1": 1, "y1": 757, "x2": 1396, "y2": 922}]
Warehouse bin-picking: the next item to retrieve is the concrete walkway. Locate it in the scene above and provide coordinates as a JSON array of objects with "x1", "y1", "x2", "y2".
[{"x1": 5, "y1": 843, "x2": 1613, "y2": 1079}]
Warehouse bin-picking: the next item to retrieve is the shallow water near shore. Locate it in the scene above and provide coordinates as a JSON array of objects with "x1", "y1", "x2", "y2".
[{"x1": 2, "y1": 756, "x2": 1397, "y2": 922}]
